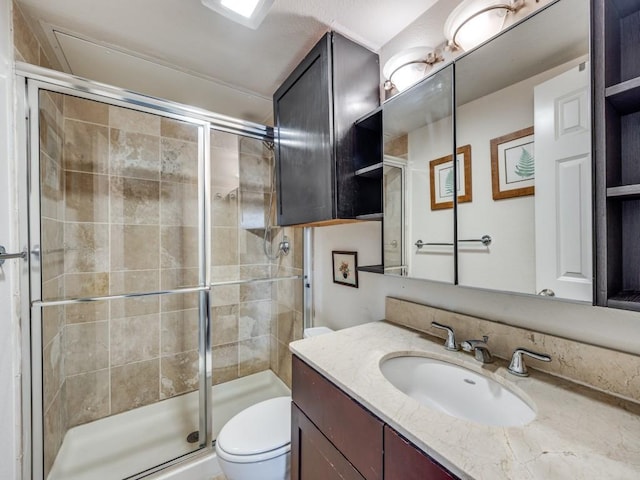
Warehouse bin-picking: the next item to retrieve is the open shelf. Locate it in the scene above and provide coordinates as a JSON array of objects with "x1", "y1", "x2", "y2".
[
  {"x1": 608, "y1": 291, "x2": 640, "y2": 312},
  {"x1": 355, "y1": 212, "x2": 382, "y2": 221},
  {"x1": 355, "y1": 162, "x2": 383, "y2": 178},
  {"x1": 605, "y1": 76, "x2": 640, "y2": 113},
  {"x1": 607, "y1": 184, "x2": 640, "y2": 198},
  {"x1": 357, "y1": 264, "x2": 384, "y2": 274}
]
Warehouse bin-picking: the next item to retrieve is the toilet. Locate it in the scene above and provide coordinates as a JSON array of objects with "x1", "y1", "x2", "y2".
[{"x1": 215, "y1": 396, "x2": 291, "y2": 480}]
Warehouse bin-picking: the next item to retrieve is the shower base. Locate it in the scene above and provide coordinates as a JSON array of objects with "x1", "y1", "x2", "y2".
[{"x1": 48, "y1": 370, "x2": 290, "y2": 480}]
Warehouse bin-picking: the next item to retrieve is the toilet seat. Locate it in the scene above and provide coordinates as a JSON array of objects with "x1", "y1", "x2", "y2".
[{"x1": 216, "y1": 396, "x2": 291, "y2": 464}]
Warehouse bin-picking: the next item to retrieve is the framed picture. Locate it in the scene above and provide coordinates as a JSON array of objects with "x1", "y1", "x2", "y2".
[
  {"x1": 490, "y1": 126, "x2": 535, "y2": 200},
  {"x1": 332, "y1": 251, "x2": 358, "y2": 288},
  {"x1": 429, "y1": 145, "x2": 472, "y2": 210}
]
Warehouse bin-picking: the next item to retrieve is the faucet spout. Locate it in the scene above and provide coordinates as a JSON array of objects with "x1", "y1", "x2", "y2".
[{"x1": 461, "y1": 337, "x2": 494, "y2": 364}]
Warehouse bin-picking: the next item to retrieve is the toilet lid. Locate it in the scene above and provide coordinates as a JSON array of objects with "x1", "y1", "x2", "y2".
[{"x1": 217, "y1": 396, "x2": 291, "y2": 456}]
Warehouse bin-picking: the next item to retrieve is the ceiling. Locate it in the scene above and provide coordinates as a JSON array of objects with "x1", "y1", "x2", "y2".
[{"x1": 16, "y1": 0, "x2": 458, "y2": 124}]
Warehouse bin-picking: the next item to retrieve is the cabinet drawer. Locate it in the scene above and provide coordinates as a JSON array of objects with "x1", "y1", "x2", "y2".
[
  {"x1": 384, "y1": 426, "x2": 458, "y2": 480},
  {"x1": 292, "y1": 356, "x2": 383, "y2": 480}
]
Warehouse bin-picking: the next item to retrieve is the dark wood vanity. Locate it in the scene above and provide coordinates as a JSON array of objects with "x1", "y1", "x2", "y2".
[{"x1": 291, "y1": 356, "x2": 458, "y2": 480}]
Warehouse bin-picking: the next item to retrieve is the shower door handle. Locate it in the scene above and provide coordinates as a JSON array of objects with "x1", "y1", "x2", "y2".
[{"x1": 0, "y1": 245, "x2": 27, "y2": 266}]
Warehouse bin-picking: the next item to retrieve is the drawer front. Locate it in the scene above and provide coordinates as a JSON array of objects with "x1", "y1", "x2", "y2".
[
  {"x1": 292, "y1": 356, "x2": 383, "y2": 480},
  {"x1": 291, "y1": 403, "x2": 365, "y2": 480},
  {"x1": 384, "y1": 426, "x2": 458, "y2": 480}
]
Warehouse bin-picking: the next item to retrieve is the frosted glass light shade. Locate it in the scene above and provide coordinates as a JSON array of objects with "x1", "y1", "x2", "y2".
[
  {"x1": 444, "y1": 0, "x2": 516, "y2": 51},
  {"x1": 383, "y1": 47, "x2": 435, "y2": 92}
]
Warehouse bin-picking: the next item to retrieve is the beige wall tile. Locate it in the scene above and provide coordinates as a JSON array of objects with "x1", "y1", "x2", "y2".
[
  {"x1": 162, "y1": 309, "x2": 199, "y2": 354},
  {"x1": 111, "y1": 360, "x2": 160, "y2": 414},
  {"x1": 109, "y1": 129, "x2": 160, "y2": 181},
  {"x1": 276, "y1": 306, "x2": 301, "y2": 344},
  {"x1": 239, "y1": 136, "x2": 267, "y2": 157},
  {"x1": 111, "y1": 225, "x2": 160, "y2": 271},
  {"x1": 211, "y1": 131, "x2": 238, "y2": 150},
  {"x1": 65, "y1": 369, "x2": 110, "y2": 427},
  {"x1": 64, "y1": 222, "x2": 109, "y2": 274},
  {"x1": 65, "y1": 302, "x2": 110, "y2": 325},
  {"x1": 211, "y1": 265, "x2": 240, "y2": 283},
  {"x1": 63, "y1": 120, "x2": 109, "y2": 173},
  {"x1": 160, "y1": 181, "x2": 199, "y2": 227},
  {"x1": 43, "y1": 333, "x2": 63, "y2": 411},
  {"x1": 238, "y1": 230, "x2": 270, "y2": 265},
  {"x1": 110, "y1": 177, "x2": 160, "y2": 225},
  {"x1": 161, "y1": 138, "x2": 198, "y2": 184},
  {"x1": 65, "y1": 272, "x2": 109, "y2": 299},
  {"x1": 43, "y1": 390, "x2": 63, "y2": 477},
  {"x1": 109, "y1": 106, "x2": 161, "y2": 136},
  {"x1": 276, "y1": 339, "x2": 293, "y2": 388},
  {"x1": 212, "y1": 227, "x2": 238, "y2": 266},
  {"x1": 110, "y1": 270, "x2": 160, "y2": 318},
  {"x1": 239, "y1": 301, "x2": 271, "y2": 340},
  {"x1": 211, "y1": 305, "x2": 239, "y2": 346},
  {"x1": 40, "y1": 153, "x2": 63, "y2": 220},
  {"x1": 39, "y1": 47, "x2": 53, "y2": 69},
  {"x1": 12, "y1": 2, "x2": 39, "y2": 64},
  {"x1": 161, "y1": 226, "x2": 199, "y2": 268},
  {"x1": 240, "y1": 278, "x2": 272, "y2": 303},
  {"x1": 210, "y1": 284, "x2": 240, "y2": 308},
  {"x1": 212, "y1": 343, "x2": 238, "y2": 385},
  {"x1": 239, "y1": 191, "x2": 267, "y2": 230},
  {"x1": 110, "y1": 314, "x2": 160, "y2": 366},
  {"x1": 63, "y1": 321, "x2": 109, "y2": 376},
  {"x1": 64, "y1": 96, "x2": 109, "y2": 125},
  {"x1": 160, "y1": 118, "x2": 198, "y2": 142},
  {"x1": 41, "y1": 218, "x2": 64, "y2": 283},
  {"x1": 238, "y1": 335, "x2": 270, "y2": 377},
  {"x1": 160, "y1": 269, "x2": 200, "y2": 312},
  {"x1": 40, "y1": 108, "x2": 63, "y2": 164},
  {"x1": 64, "y1": 171, "x2": 109, "y2": 223},
  {"x1": 160, "y1": 350, "x2": 199, "y2": 398},
  {"x1": 212, "y1": 193, "x2": 238, "y2": 227},
  {"x1": 42, "y1": 279, "x2": 64, "y2": 345}
]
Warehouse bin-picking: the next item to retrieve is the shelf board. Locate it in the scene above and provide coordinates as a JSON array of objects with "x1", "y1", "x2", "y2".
[
  {"x1": 355, "y1": 163, "x2": 383, "y2": 178},
  {"x1": 605, "y1": 76, "x2": 640, "y2": 114},
  {"x1": 355, "y1": 212, "x2": 383, "y2": 221},
  {"x1": 357, "y1": 264, "x2": 384, "y2": 274},
  {"x1": 608, "y1": 291, "x2": 640, "y2": 312},
  {"x1": 606, "y1": 184, "x2": 640, "y2": 198}
]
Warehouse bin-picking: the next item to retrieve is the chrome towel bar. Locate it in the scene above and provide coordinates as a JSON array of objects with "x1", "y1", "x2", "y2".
[{"x1": 415, "y1": 235, "x2": 492, "y2": 249}]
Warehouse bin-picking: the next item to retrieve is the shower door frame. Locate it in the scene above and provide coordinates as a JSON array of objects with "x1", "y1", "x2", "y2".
[{"x1": 17, "y1": 62, "x2": 275, "y2": 480}]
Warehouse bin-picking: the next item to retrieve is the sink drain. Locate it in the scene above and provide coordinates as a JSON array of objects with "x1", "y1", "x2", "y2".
[{"x1": 186, "y1": 431, "x2": 199, "y2": 443}]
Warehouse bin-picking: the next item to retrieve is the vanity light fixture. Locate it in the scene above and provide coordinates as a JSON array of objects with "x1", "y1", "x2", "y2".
[
  {"x1": 383, "y1": 47, "x2": 444, "y2": 92},
  {"x1": 444, "y1": 0, "x2": 526, "y2": 51},
  {"x1": 201, "y1": 0, "x2": 274, "y2": 29}
]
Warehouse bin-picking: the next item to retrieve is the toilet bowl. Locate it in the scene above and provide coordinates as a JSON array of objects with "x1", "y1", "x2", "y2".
[
  {"x1": 303, "y1": 326, "x2": 334, "y2": 338},
  {"x1": 215, "y1": 396, "x2": 291, "y2": 480}
]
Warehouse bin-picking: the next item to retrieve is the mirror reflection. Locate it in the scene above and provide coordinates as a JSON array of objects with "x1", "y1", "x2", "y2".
[
  {"x1": 455, "y1": 0, "x2": 591, "y2": 301},
  {"x1": 382, "y1": 0, "x2": 592, "y2": 302},
  {"x1": 383, "y1": 65, "x2": 454, "y2": 282}
]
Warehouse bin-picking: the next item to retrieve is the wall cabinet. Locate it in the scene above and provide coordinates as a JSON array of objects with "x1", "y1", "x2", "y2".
[
  {"x1": 291, "y1": 356, "x2": 458, "y2": 480},
  {"x1": 273, "y1": 32, "x2": 379, "y2": 226},
  {"x1": 593, "y1": 0, "x2": 640, "y2": 311}
]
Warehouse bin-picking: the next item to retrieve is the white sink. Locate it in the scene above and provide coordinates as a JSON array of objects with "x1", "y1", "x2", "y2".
[{"x1": 380, "y1": 355, "x2": 535, "y2": 427}]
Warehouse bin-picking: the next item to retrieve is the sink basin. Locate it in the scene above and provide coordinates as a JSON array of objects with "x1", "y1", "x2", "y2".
[{"x1": 380, "y1": 355, "x2": 535, "y2": 427}]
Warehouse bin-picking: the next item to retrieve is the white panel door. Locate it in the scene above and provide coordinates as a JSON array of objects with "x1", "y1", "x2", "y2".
[{"x1": 534, "y1": 63, "x2": 592, "y2": 301}]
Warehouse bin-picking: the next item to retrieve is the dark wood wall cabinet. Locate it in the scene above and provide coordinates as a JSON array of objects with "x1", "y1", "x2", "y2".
[
  {"x1": 594, "y1": 0, "x2": 640, "y2": 311},
  {"x1": 291, "y1": 356, "x2": 459, "y2": 480},
  {"x1": 273, "y1": 32, "x2": 380, "y2": 226}
]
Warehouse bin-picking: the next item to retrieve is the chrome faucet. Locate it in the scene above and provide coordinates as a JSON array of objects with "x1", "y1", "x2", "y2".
[
  {"x1": 461, "y1": 336, "x2": 494, "y2": 364},
  {"x1": 431, "y1": 322, "x2": 459, "y2": 351},
  {"x1": 508, "y1": 348, "x2": 551, "y2": 377}
]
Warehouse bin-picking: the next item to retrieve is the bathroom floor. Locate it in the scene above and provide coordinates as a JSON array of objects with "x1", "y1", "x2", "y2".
[{"x1": 48, "y1": 370, "x2": 289, "y2": 480}]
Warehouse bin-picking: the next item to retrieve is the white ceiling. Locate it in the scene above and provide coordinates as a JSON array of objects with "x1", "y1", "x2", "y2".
[{"x1": 17, "y1": 0, "x2": 453, "y2": 123}]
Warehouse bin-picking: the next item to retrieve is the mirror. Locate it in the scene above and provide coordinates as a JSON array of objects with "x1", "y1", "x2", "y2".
[
  {"x1": 383, "y1": 65, "x2": 454, "y2": 282},
  {"x1": 381, "y1": 0, "x2": 592, "y2": 302},
  {"x1": 455, "y1": 0, "x2": 591, "y2": 301}
]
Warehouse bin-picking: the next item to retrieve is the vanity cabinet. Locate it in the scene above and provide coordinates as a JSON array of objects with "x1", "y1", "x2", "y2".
[
  {"x1": 291, "y1": 356, "x2": 459, "y2": 480},
  {"x1": 273, "y1": 32, "x2": 379, "y2": 226},
  {"x1": 593, "y1": 0, "x2": 640, "y2": 311}
]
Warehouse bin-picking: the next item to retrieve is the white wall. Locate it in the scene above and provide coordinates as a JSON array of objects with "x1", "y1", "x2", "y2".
[
  {"x1": 312, "y1": 222, "x2": 640, "y2": 357},
  {"x1": 0, "y1": 0, "x2": 21, "y2": 478}
]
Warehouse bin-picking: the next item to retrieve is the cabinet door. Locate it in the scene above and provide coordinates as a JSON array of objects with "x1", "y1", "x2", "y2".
[
  {"x1": 274, "y1": 35, "x2": 333, "y2": 226},
  {"x1": 384, "y1": 426, "x2": 458, "y2": 480},
  {"x1": 291, "y1": 403, "x2": 365, "y2": 480}
]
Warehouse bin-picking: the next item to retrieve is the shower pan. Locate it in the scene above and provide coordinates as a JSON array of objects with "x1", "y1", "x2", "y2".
[{"x1": 17, "y1": 64, "x2": 303, "y2": 480}]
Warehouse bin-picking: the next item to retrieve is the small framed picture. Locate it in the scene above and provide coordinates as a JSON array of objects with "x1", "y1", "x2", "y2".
[
  {"x1": 490, "y1": 126, "x2": 535, "y2": 200},
  {"x1": 429, "y1": 145, "x2": 472, "y2": 210},
  {"x1": 332, "y1": 251, "x2": 358, "y2": 288}
]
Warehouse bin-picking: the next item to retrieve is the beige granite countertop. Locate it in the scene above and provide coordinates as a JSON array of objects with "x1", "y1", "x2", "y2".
[{"x1": 289, "y1": 321, "x2": 640, "y2": 480}]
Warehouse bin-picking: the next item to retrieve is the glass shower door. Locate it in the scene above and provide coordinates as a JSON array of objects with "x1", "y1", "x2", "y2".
[{"x1": 33, "y1": 86, "x2": 210, "y2": 479}]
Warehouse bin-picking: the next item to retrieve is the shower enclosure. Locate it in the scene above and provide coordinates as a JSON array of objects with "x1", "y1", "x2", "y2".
[{"x1": 19, "y1": 64, "x2": 303, "y2": 480}]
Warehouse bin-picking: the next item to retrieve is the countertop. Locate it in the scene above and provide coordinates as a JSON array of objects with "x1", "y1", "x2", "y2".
[{"x1": 289, "y1": 321, "x2": 640, "y2": 480}]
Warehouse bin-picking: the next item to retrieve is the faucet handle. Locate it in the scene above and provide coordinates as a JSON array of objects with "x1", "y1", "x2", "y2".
[
  {"x1": 431, "y1": 322, "x2": 460, "y2": 351},
  {"x1": 508, "y1": 348, "x2": 551, "y2": 377}
]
